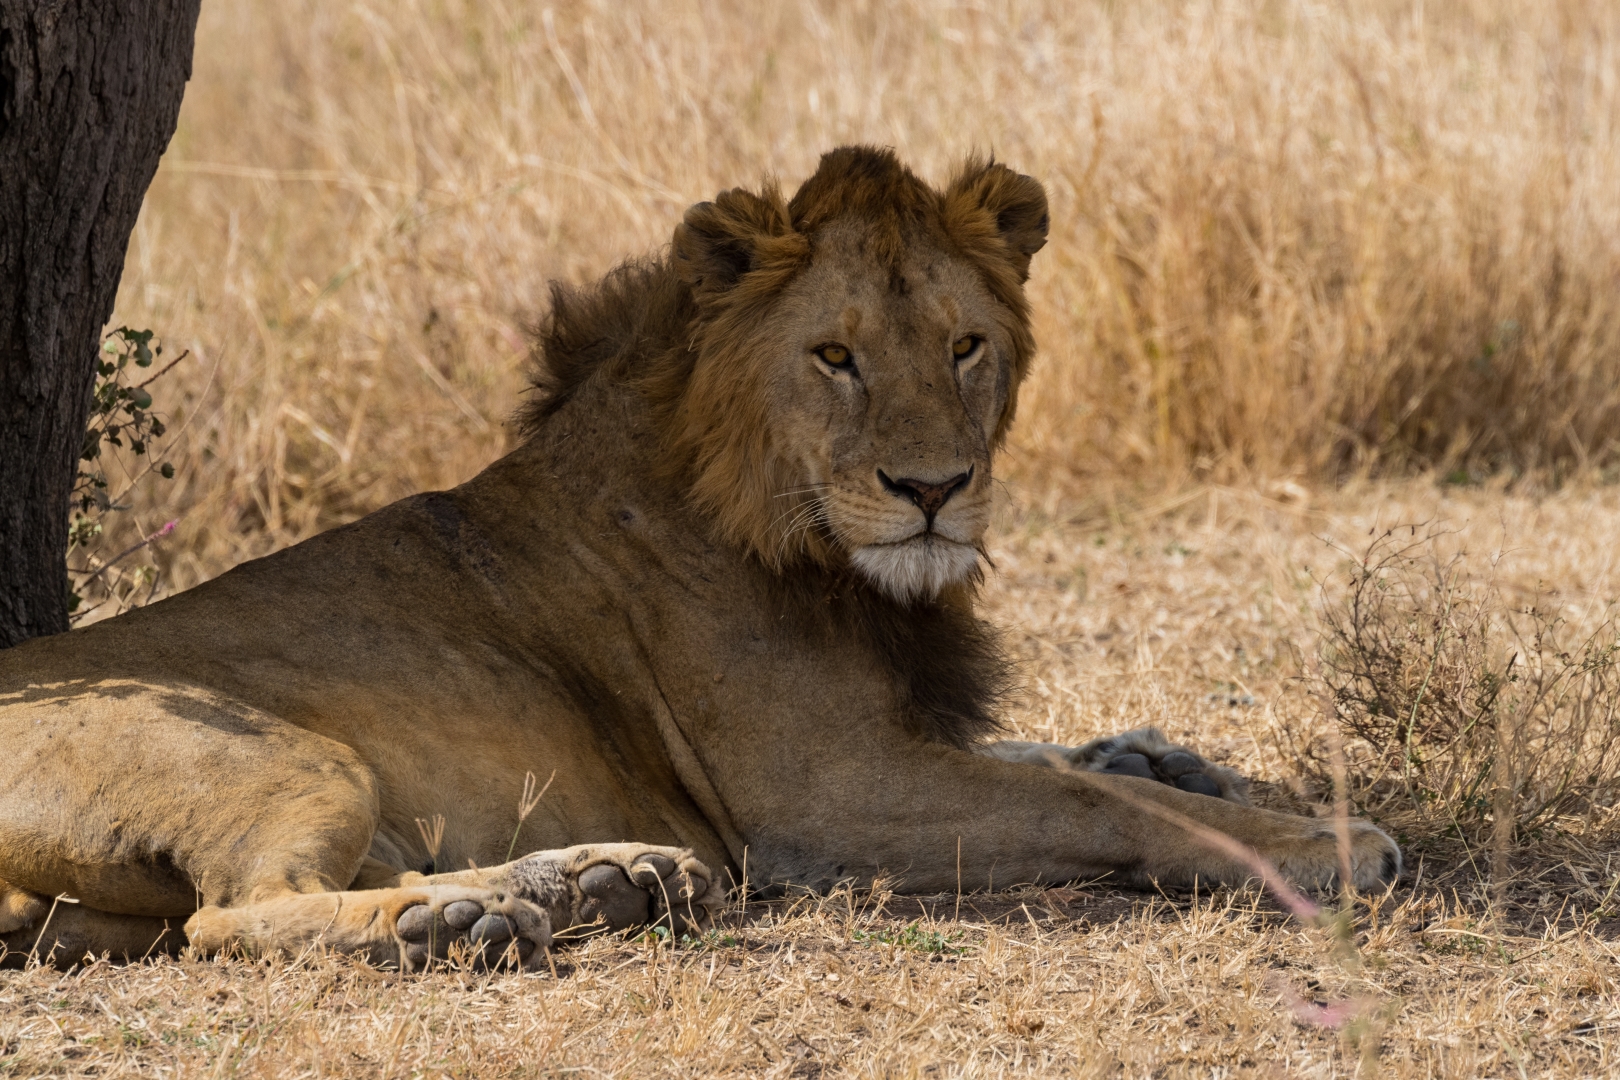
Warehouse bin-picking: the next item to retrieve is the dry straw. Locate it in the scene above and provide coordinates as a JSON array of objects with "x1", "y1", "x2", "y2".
[{"x1": 1306, "y1": 526, "x2": 1620, "y2": 848}]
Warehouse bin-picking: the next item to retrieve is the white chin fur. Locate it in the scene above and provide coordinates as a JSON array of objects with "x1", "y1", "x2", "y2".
[{"x1": 850, "y1": 538, "x2": 981, "y2": 602}]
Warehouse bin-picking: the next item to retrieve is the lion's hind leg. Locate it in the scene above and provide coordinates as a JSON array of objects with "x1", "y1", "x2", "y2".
[
  {"x1": 185, "y1": 883, "x2": 552, "y2": 971},
  {"x1": 2, "y1": 684, "x2": 478, "y2": 968},
  {"x1": 1, "y1": 887, "x2": 179, "y2": 968}
]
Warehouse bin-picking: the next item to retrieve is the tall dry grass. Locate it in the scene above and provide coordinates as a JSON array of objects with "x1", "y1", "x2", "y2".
[{"x1": 97, "y1": 0, "x2": 1620, "y2": 601}]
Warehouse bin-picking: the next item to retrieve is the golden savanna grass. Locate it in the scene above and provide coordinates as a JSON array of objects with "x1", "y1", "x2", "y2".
[
  {"x1": 92, "y1": 0, "x2": 1620, "y2": 593},
  {"x1": 15, "y1": 0, "x2": 1620, "y2": 1075}
]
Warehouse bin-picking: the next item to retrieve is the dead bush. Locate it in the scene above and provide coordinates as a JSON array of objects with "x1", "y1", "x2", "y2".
[{"x1": 1306, "y1": 528, "x2": 1620, "y2": 845}]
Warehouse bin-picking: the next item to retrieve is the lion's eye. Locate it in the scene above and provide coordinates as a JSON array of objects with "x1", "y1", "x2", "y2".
[
  {"x1": 816, "y1": 344, "x2": 853, "y2": 369},
  {"x1": 952, "y1": 335, "x2": 981, "y2": 360}
]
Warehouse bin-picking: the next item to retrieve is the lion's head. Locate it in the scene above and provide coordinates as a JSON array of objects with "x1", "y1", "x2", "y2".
[{"x1": 533, "y1": 146, "x2": 1048, "y2": 604}]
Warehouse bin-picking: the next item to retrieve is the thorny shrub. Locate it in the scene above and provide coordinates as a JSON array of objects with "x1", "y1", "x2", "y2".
[{"x1": 1303, "y1": 528, "x2": 1620, "y2": 846}]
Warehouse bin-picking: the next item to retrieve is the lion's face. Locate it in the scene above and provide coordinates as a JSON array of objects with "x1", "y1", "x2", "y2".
[
  {"x1": 760, "y1": 221, "x2": 1012, "y2": 601},
  {"x1": 670, "y1": 147, "x2": 1048, "y2": 604}
]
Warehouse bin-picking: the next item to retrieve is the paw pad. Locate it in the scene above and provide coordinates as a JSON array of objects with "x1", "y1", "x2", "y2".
[
  {"x1": 560, "y1": 850, "x2": 717, "y2": 940},
  {"x1": 576, "y1": 864, "x2": 651, "y2": 931},
  {"x1": 1101, "y1": 752, "x2": 1154, "y2": 779},
  {"x1": 1156, "y1": 751, "x2": 1203, "y2": 777},
  {"x1": 394, "y1": 892, "x2": 546, "y2": 970},
  {"x1": 1079, "y1": 728, "x2": 1248, "y2": 803}
]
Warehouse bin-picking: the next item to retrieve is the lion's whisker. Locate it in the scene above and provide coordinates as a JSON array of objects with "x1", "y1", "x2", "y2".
[
  {"x1": 772, "y1": 484, "x2": 835, "y2": 499},
  {"x1": 773, "y1": 503, "x2": 821, "y2": 544},
  {"x1": 773, "y1": 499, "x2": 829, "y2": 561},
  {"x1": 767, "y1": 493, "x2": 828, "y2": 534}
]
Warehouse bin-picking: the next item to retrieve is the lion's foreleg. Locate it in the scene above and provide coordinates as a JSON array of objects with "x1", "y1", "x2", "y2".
[
  {"x1": 729, "y1": 736, "x2": 1400, "y2": 895},
  {"x1": 184, "y1": 883, "x2": 553, "y2": 970}
]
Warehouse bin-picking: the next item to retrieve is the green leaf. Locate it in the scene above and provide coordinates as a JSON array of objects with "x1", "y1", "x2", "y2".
[
  {"x1": 160, "y1": 462, "x2": 175, "y2": 479},
  {"x1": 131, "y1": 388, "x2": 152, "y2": 409}
]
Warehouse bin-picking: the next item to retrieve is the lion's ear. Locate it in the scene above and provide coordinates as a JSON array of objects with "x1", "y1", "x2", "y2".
[
  {"x1": 943, "y1": 158, "x2": 1049, "y2": 283},
  {"x1": 673, "y1": 185, "x2": 794, "y2": 303}
]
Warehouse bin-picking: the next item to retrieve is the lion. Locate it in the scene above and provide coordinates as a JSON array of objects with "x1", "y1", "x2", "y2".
[{"x1": 0, "y1": 146, "x2": 1398, "y2": 969}]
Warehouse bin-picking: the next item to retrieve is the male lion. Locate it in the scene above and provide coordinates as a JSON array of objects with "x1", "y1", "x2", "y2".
[{"x1": 0, "y1": 147, "x2": 1398, "y2": 969}]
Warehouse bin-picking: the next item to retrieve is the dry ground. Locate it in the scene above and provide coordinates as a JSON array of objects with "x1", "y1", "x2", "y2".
[{"x1": 7, "y1": 484, "x2": 1620, "y2": 1078}]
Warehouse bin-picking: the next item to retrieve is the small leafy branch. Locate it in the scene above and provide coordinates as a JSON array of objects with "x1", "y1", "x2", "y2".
[{"x1": 68, "y1": 327, "x2": 186, "y2": 620}]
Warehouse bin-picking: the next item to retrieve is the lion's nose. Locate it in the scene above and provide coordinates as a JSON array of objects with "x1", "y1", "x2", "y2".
[{"x1": 877, "y1": 467, "x2": 973, "y2": 523}]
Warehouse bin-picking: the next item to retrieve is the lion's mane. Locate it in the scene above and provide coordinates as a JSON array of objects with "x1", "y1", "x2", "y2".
[{"x1": 516, "y1": 146, "x2": 1039, "y2": 749}]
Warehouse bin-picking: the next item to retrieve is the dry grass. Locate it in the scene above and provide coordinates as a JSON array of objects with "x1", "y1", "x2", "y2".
[
  {"x1": 12, "y1": 486, "x2": 1620, "y2": 1077},
  {"x1": 1308, "y1": 525, "x2": 1620, "y2": 852},
  {"x1": 80, "y1": 0, "x2": 1620, "y2": 603},
  {"x1": 18, "y1": 0, "x2": 1620, "y2": 1075},
  {"x1": 1, "y1": 884, "x2": 1615, "y2": 1078}
]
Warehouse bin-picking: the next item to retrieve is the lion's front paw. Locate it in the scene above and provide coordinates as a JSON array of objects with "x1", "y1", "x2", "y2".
[
  {"x1": 983, "y1": 727, "x2": 1251, "y2": 804},
  {"x1": 393, "y1": 886, "x2": 552, "y2": 970},
  {"x1": 1077, "y1": 728, "x2": 1250, "y2": 803},
  {"x1": 504, "y1": 844, "x2": 725, "y2": 941},
  {"x1": 184, "y1": 884, "x2": 552, "y2": 971},
  {"x1": 1268, "y1": 818, "x2": 1402, "y2": 892}
]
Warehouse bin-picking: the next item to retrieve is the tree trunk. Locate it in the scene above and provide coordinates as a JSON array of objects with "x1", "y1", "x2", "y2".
[{"x1": 0, "y1": 0, "x2": 201, "y2": 648}]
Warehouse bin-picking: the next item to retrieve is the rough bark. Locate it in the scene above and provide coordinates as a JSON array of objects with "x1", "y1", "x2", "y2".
[{"x1": 0, "y1": 0, "x2": 200, "y2": 647}]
